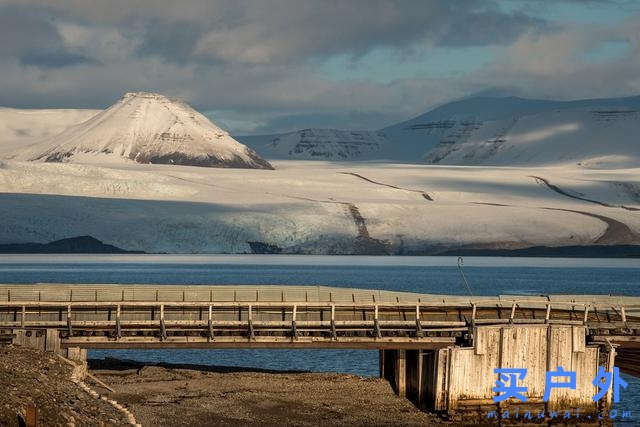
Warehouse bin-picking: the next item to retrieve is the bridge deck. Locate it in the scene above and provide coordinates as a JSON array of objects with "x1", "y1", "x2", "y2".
[
  {"x1": 1, "y1": 284, "x2": 638, "y2": 352},
  {"x1": 2, "y1": 283, "x2": 639, "y2": 306}
]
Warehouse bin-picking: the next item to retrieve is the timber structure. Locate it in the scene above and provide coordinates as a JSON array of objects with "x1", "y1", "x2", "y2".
[{"x1": 1, "y1": 284, "x2": 639, "y2": 420}]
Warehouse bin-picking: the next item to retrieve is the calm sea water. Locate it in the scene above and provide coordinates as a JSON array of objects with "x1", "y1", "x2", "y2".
[{"x1": 1, "y1": 255, "x2": 638, "y2": 420}]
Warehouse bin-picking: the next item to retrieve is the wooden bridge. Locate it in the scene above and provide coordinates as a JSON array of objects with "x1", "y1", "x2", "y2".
[{"x1": 1, "y1": 284, "x2": 639, "y2": 419}]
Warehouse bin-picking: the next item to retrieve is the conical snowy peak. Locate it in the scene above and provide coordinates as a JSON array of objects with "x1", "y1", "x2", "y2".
[{"x1": 11, "y1": 92, "x2": 273, "y2": 169}]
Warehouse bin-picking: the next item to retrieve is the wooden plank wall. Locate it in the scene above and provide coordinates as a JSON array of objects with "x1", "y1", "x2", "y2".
[{"x1": 443, "y1": 325, "x2": 599, "y2": 411}]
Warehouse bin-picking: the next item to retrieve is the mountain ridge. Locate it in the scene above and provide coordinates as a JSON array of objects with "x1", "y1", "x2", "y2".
[
  {"x1": 2, "y1": 92, "x2": 640, "y2": 167},
  {"x1": 237, "y1": 128, "x2": 387, "y2": 160},
  {"x1": 236, "y1": 94, "x2": 640, "y2": 167},
  {"x1": 380, "y1": 94, "x2": 640, "y2": 165}
]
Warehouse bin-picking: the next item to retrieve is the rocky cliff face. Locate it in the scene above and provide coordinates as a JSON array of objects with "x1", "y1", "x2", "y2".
[
  {"x1": 267, "y1": 128, "x2": 386, "y2": 160},
  {"x1": 237, "y1": 128, "x2": 387, "y2": 160}
]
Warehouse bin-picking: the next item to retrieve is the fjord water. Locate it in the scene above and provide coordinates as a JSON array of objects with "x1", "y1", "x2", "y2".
[{"x1": 1, "y1": 255, "x2": 639, "y2": 418}]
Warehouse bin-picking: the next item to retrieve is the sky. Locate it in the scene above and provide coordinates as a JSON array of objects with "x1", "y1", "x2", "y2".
[{"x1": 0, "y1": 0, "x2": 639, "y2": 135}]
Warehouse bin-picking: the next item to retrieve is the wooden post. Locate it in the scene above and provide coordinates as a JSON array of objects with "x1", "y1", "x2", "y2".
[
  {"x1": 330, "y1": 304, "x2": 337, "y2": 340},
  {"x1": 415, "y1": 350, "x2": 424, "y2": 407},
  {"x1": 291, "y1": 304, "x2": 297, "y2": 340},
  {"x1": 159, "y1": 304, "x2": 166, "y2": 340},
  {"x1": 66, "y1": 347, "x2": 87, "y2": 364},
  {"x1": 25, "y1": 404, "x2": 37, "y2": 427},
  {"x1": 248, "y1": 304, "x2": 255, "y2": 340},
  {"x1": 545, "y1": 303, "x2": 551, "y2": 322},
  {"x1": 208, "y1": 304, "x2": 214, "y2": 341},
  {"x1": 379, "y1": 349, "x2": 385, "y2": 378},
  {"x1": 432, "y1": 348, "x2": 449, "y2": 411},
  {"x1": 66, "y1": 305, "x2": 72, "y2": 336},
  {"x1": 396, "y1": 349, "x2": 406, "y2": 398},
  {"x1": 13, "y1": 329, "x2": 25, "y2": 346},
  {"x1": 374, "y1": 305, "x2": 381, "y2": 338},
  {"x1": 116, "y1": 304, "x2": 122, "y2": 339},
  {"x1": 604, "y1": 343, "x2": 616, "y2": 411},
  {"x1": 45, "y1": 329, "x2": 60, "y2": 353},
  {"x1": 405, "y1": 349, "x2": 424, "y2": 408},
  {"x1": 415, "y1": 303, "x2": 423, "y2": 337}
]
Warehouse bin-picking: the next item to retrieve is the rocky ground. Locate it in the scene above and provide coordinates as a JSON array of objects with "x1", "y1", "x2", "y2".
[
  {"x1": 4, "y1": 349, "x2": 598, "y2": 426},
  {"x1": 0, "y1": 345, "x2": 130, "y2": 426},
  {"x1": 90, "y1": 358, "x2": 444, "y2": 426}
]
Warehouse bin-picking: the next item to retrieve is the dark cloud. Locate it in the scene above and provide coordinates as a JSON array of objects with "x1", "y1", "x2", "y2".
[
  {"x1": 135, "y1": 19, "x2": 207, "y2": 63},
  {"x1": 1, "y1": 0, "x2": 546, "y2": 66},
  {"x1": 0, "y1": 0, "x2": 636, "y2": 135},
  {"x1": 19, "y1": 52, "x2": 98, "y2": 68},
  {"x1": 437, "y1": 8, "x2": 551, "y2": 46},
  {"x1": 0, "y1": 4, "x2": 95, "y2": 67},
  {"x1": 189, "y1": 1, "x2": 547, "y2": 64}
]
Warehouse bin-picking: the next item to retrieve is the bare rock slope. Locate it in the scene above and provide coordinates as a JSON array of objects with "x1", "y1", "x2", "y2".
[
  {"x1": 0, "y1": 345, "x2": 129, "y2": 426},
  {"x1": 238, "y1": 128, "x2": 388, "y2": 160}
]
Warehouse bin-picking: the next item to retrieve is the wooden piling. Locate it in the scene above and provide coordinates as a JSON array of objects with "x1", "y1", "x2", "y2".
[
  {"x1": 396, "y1": 349, "x2": 406, "y2": 398},
  {"x1": 25, "y1": 404, "x2": 37, "y2": 427}
]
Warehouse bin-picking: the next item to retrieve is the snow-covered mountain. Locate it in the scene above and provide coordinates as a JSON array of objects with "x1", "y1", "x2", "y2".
[
  {"x1": 237, "y1": 128, "x2": 388, "y2": 160},
  {"x1": 423, "y1": 106, "x2": 640, "y2": 167},
  {"x1": 382, "y1": 95, "x2": 640, "y2": 166},
  {"x1": 7, "y1": 92, "x2": 273, "y2": 169},
  {"x1": 4, "y1": 93, "x2": 640, "y2": 167},
  {"x1": 0, "y1": 107, "x2": 100, "y2": 154},
  {"x1": 238, "y1": 95, "x2": 640, "y2": 167}
]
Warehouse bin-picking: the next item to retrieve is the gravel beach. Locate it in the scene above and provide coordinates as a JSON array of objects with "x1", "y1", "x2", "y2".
[{"x1": 90, "y1": 358, "x2": 444, "y2": 426}]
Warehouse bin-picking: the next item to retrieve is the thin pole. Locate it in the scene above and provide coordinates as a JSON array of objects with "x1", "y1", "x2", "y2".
[{"x1": 457, "y1": 257, "x2": 474, "y2": 298}]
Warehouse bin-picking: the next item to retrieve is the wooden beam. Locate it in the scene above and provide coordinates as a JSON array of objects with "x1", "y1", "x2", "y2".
[
  {"x1": 396, "y1": 350, "x2": 406, "y2": 397},
  {"x1": 2, "y1": 299, "x2": 636, "y2": 311},
  {"x1": 592, "y1": 336, "x2": 640, "y2": 348},
  {"x1": 61, "y1": 335, "x2": 456, "y2": 350}
]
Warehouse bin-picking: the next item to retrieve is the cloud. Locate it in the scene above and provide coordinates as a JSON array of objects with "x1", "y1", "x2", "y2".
[
  {"x1": 191, "y1": 1, "x2": 546, "y2": 64},
  {"x1": 0, "y1": 0, "x2": 637, "y2": 135},
  {"x1": 0, "y1": 4, "x2": 96, "y2": 67},
  {"x1": 3, "y1": 1, "x2": 546, "y2": 62},
  {"x1": 477, "y1": 17, "x2": 640, "y2": 99}
]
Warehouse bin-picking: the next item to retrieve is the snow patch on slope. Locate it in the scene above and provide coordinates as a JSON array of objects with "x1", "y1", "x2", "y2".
[
  {"x1": 381, "y1": 95, "x2": 640, "y2": 165},
  {"x1": 0, "y1": 160, "x2": 197, "y2": 200},
  {"x1": 0, "y1": 107, "x2": 100, "y2": 154},
  {"x1": 424, "y1": 106, "x2": 640, "y2": 167}
]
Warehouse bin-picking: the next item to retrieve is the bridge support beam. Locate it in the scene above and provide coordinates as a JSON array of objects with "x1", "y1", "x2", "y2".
[
  {"x1": 381, "y1": 349, "x2": 429, "y2": 409},
  {"x1": 45, "y1": 328, "x2": 60, "y2": 353},
  {"x1": 406, "y1": 350, "x2": 424, "y2": 409},
  {"x1": 65, "y1": 347, "x2": 88, "y2": 364},
  {"x1": 11, "y1": 329, "x2": 46, "y2": 350},
  {"x1": 9, "y1": 328, "x2": 86, "y2": 365},
  {"x1": 381, "y1": 325, "x2": 621, "y2": 423},
  {"x1": 380, "y1": 349, "x2": 407, "y2": 398},
  {"x1": 426, "y1": 325, "x2": 607, "y2": 419}
]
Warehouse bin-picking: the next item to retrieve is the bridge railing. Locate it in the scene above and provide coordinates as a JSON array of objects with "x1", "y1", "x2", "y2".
[{"x1": 1, "y1": 300, "x2": 638, "y2": 340}]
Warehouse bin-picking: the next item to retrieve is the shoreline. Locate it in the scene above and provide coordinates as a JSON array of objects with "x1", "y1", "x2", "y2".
[{"x1": 1, "y1": 234, "x2": 640, "y2": 258}]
